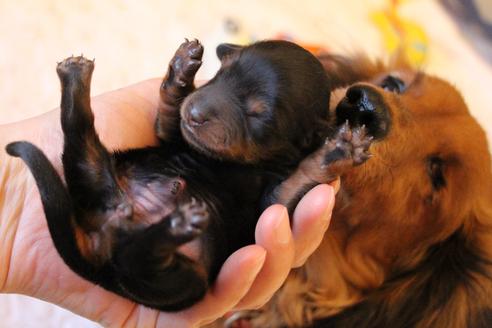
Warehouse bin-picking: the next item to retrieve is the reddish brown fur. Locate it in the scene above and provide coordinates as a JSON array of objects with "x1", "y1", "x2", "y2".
[{"x1": 240, "y1": 55, "x2": 492, "y2": 328}]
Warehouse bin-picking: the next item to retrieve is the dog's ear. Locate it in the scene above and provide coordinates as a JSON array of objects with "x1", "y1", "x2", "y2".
[
  {"x1": 470, "y1": 177, "x2": 492, "y2": 249},
  {"x1": 317, "y1": 53, "x2": 386, "y2": 89},
  {"x1": 216, "y1": 43, "x2": 243, "y2": 61},
  {"x1": 461, "y1": 176, "x2": 492, "y2": 323}
]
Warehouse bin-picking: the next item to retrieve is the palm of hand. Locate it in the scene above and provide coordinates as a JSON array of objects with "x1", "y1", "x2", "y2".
[
  {"x1": 0, "y1": 79, "x2": 334, "y2": 327},
  {"x1": 2, "y1": 89, "x2": 169, "y2": 326},
  {"x1": 6, "y1": 170, "x2": 275, "y2": 328}
]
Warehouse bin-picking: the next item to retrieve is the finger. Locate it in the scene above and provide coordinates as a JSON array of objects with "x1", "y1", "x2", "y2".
[
  {"x1": 233, "y1": 205, "x2": 295, "y2": 310},
  {"x1": 176, "y1": 245, "x2": 266, "y2": 327},
  {"x1": 291, "y1": 184, "x2": 335, "y2": 267}
]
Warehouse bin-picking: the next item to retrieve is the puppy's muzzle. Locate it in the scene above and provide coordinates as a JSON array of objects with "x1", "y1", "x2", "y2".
[
  {"x1": 188, "y1": 105, "x2": 209, "y2": 126},
  {"x1": 336, "y1": 85, "x2": 391, "y2": 139}
]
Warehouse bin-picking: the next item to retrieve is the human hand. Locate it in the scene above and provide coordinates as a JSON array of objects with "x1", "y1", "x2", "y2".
[{"x1": 0, "y1": 78, "x2": 336, "y2": 327}]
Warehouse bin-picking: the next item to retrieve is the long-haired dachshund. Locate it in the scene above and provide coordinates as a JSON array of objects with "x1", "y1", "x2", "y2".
[
  {"x1": 241, "y1": 54, "x2": 492, "y2": 328},
  {"x1": 5, "y1": 40, "x2": 374, "y2": 311}
]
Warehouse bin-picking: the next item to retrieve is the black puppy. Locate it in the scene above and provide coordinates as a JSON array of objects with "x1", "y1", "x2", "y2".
[{"x1": 6, "y1": 40, "x2": 374, "y2": 311}]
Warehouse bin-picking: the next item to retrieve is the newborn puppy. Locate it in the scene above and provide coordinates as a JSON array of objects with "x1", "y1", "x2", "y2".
[{"x1": 6, "y1": 40, "x2": 375, "y2": 311}]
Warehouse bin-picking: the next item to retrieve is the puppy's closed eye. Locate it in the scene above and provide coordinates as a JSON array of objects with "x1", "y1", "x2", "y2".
[{"x1": 246, "y1": 98, "x2": 269, "y2": 117}]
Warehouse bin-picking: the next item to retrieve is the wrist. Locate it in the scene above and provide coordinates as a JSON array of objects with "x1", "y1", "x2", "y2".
[
  {"x1": 0, "y1": 115, "x2": 55, "y2": 293},
  {"x1": 0, "y1": 153, "x2": 31, "y2": 292}
]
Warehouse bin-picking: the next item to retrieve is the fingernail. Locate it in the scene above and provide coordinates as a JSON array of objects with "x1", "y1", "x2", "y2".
[
  {"x1": 330, "y1": 178, "x2": 341, "y2": 194},
  {"x1": 274, "y1": 207, "x2": 291, "y2": 245},
  {"x1": 321, "y1": 185, "x2": 335, "y2": 223},
  {"x1": 247, "y1": 248, "x2": 267, "y2": 283},
  {"x1": 251, "y1": 297, "x2": 271, "y2": 310}
]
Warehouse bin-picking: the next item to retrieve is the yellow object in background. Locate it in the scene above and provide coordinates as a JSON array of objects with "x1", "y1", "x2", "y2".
[
  {"x1": 223, "y1": 17, "x2": 256, "y2": 45},
  {"x1": 371, "y1": 0, "x2": 428, "y2": 67}
]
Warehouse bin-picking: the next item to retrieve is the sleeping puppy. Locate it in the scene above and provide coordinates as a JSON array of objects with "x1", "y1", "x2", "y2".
[
  {"x1": 5, "y1": 40, "x2": 376, "y2": 311},
  {"x1": 239, "y1": 54, "x2": 492, "y2": 328}
]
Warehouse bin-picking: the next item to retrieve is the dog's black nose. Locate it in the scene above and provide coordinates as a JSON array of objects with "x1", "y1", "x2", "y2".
[
  {"x1": 336, "y1": 85, "x2": 391, "y2": 139},
  {"x1": 189, "y1": 106, "x2": 209, "y2": 126},
  {"x1": 346, "y1": 87, "x2": 376, "y2": 112}
]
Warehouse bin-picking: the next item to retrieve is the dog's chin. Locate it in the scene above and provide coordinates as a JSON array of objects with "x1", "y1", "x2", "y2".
[
  {"x1": 181, "y1": 122, "x2": 234, "y2": 161},
  {"x1": 180, "y1": 122, "x2": 261, "y2": 163}
]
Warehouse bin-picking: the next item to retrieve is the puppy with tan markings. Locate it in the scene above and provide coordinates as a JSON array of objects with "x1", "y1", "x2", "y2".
[{"x1": 5, "y1": 40, "x2": 375, "y2": 312}]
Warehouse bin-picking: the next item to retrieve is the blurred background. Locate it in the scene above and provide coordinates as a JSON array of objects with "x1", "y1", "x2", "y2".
[{"x1": 0, "y1": 0, "x2": 491, "y2": 326}]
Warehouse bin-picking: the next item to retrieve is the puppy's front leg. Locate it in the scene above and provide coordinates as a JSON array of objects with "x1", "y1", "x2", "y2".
[
  {"x1": 156, "y1": 39, "x2": 203, "y2": 141},
  {"x1": 268, "y1": 123, "x2": 373, "y2": 213}
]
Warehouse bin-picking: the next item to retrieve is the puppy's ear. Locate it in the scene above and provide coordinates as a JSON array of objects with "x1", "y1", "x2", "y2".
[
  {"x1": 216, "y1": 43, "x2": 243, "y2": 61},
  {"x1": 317, "y1": 53, "x2": 385, "y2": 89}
]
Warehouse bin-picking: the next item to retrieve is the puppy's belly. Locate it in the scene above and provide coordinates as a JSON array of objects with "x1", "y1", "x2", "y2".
[{"x1": 127, "y1": 176, "x2": 184, "y2": 224}]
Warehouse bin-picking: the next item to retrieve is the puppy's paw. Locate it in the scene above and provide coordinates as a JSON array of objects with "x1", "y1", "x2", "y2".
[
  {"x1": 56, "y1": 55, "x2": 94, "y2": 82},
  {"x1": 166, "y1": 198, "x2": 209, "y2": 244},
  {"x1": 168, "y1": 39, "x2": 203, "y2": 88},
  {"x1": 323, "y1": 121, "x2": 373, "y2": 167}
]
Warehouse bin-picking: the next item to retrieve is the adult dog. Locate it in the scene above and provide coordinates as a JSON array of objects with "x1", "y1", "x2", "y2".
[{"x1": 241, "y1": 55, "x2": 492, "y2": 328}]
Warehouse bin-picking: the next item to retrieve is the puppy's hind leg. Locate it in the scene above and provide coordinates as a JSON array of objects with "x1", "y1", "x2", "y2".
[
  {"x1": 113, "y1": 198, "x2": 210, "y2": 310},
  {"x1": 56, "y1": 56, "x2": 131, "y2": 231}
]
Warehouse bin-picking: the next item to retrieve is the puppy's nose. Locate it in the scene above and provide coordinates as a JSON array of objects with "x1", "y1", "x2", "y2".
[{"x1": 189, "y1": 106, "x2": 209, "y2": 126}]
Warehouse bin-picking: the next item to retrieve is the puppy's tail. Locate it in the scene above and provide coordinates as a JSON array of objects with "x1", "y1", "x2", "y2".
[{"x1": 5, "y1": 141, "x2": 99, "y2": 281}]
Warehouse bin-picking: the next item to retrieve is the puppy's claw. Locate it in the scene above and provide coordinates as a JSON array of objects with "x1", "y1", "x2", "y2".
[
  {"x1": 56, "y1": 56, "x2": 95, "y2": 82},
  {"x1": 353, "y1": 153, "x2": 372, "y2": 166},
  {"x1": 321, "y1": 123, "x2": 374, "y2": 169},
  {"x1": 170, "y1": 179, "x2": 185, "y2": 195},
  {"x1": 166, "y1": 39, "x2": 204, "y2": 90}
]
